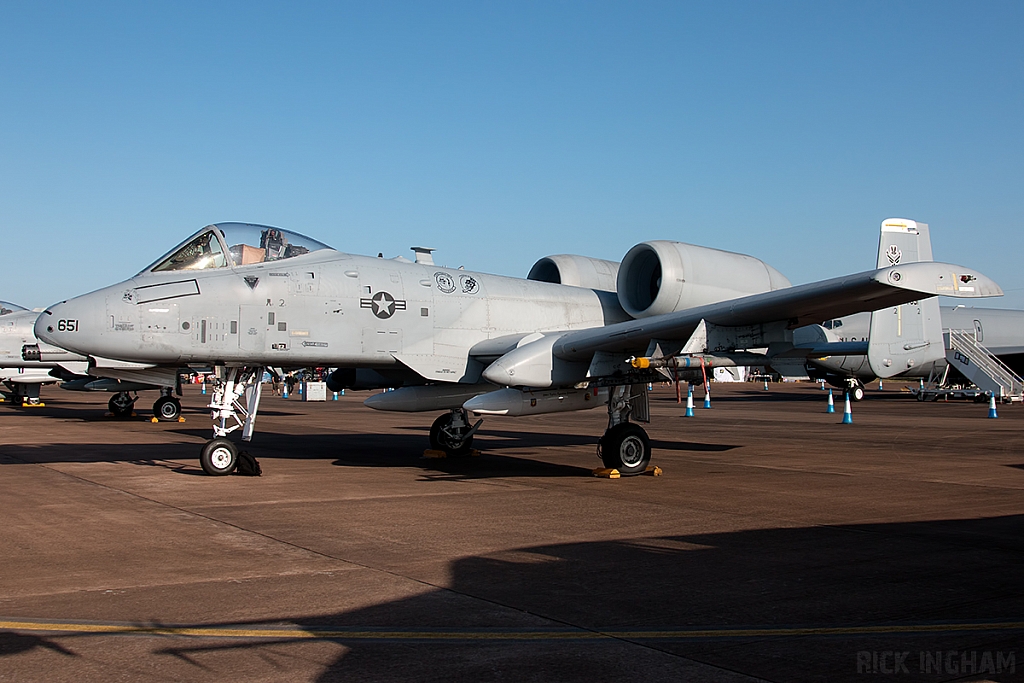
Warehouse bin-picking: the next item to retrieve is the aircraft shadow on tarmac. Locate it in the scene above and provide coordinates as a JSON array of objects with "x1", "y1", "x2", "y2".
[
  {"x1": 0, "y1": 404, "x2": 297, "y2": 422},
  {"x1": 652, "y1": 390, "x2": 920, "y2": 404},
  {"x1": 9, "y1": 515, "x2": 1020, "y2": 682},
  {"x1": 0, "y1": 426, "x2": 738, "y2": 479}
]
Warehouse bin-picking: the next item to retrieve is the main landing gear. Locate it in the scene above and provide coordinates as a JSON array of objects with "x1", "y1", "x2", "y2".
[
  {"x1": 845, "y1": 379, "x2": 866, "y2": 402},
  {"x1": 598, "y1": 385, "x2": 652, "y2": 475},
  {"x1": 430, "y1": 408, "x2": 483, "y2": 457},
  {"x1": 108, "y1": 391, "x2": 137, "y2": 418},
  {"x1": 200, "y1": 366, "x2": 264, "y2": 476},
  {"x1": 108, "y1": 390, "x2": 182, "y2": 420},
  {"x1": 153, "y1": 388, "x2": 182, "y2": 421}
]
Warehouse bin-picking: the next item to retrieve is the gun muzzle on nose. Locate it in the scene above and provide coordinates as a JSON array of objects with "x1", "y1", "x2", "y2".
[{"x1": 22, "y1": 343, "x2": 87, "y2": 362}]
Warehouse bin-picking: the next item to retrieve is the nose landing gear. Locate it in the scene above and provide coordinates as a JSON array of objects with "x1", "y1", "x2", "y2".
[{"x1": 201, "y1": 366, "x2": 265, "y2": 476}]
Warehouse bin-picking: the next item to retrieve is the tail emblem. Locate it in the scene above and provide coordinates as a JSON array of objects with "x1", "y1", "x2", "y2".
[{"x1": 886, "y1": 245, "x2": 902, "y2": 266}]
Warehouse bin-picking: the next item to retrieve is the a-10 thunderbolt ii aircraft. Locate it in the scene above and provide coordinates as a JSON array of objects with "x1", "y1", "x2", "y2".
[
  {"x1": 766, "y1": 219, "x2": 1024, "y2": 399},
  {"x1": 804, "y1": 307, "x2": 1024, "y2": 398},
  {"x1": 34, "y1": 222, "x2": 1001, "y2": 476},
  {"x1": 0, "y1": 301, "x2": 74, "y2": 406},
  {"x1": 2, "y1": 300, "x2": 183, "y2": 418}
]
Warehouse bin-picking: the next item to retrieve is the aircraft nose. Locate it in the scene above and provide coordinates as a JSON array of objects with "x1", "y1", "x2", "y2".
[
  {"x1": 34, "y1": 304, "x2": 63, "y2": 346},
  {"x1": 34, "y1": 293, "x2": 102, "y2": 355}
]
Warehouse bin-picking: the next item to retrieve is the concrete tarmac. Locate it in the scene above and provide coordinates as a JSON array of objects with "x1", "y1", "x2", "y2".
[{"x1": 1, "y1": 383, "x2": 1023, "y2": 682}]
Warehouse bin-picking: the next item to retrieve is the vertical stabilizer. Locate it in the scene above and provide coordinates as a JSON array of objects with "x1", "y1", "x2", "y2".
[{"x1": 868, "y1": 218, "x2": 944, "y2": 378}]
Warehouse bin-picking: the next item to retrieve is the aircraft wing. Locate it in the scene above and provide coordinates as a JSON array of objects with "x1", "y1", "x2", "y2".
[{"x1": 552, "y1": 262, "x2": 1001, "y2": 362}]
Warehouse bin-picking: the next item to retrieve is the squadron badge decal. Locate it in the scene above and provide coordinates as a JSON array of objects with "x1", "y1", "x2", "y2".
[
  {"x1": 460, "y1": 275, "x2": 479, "y2": 294},
  {"x1": 886, "y1": 245, "x2": 902, "y2": 266},
  {"x1": 434, "y1": 272, "x2": 456, "y2": 293},
  {"x1": 361, "y1": 291, "x2": 407, "y2": 319}
]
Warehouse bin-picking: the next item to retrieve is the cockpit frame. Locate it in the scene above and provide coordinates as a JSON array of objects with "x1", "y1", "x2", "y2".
[{"x1": 140, "y1": 223, "x2": 333, "y2": 276}]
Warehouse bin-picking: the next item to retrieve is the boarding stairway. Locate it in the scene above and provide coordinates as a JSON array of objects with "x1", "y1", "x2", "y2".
[{"x1": 944, "y1": 328, "x2": 1024, "y2": 401}]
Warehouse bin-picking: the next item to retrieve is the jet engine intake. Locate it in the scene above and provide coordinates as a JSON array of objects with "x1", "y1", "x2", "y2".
[
  {"x1": 527, "y1": 255, "x2": 620, "y2": 292},
  {"x1": 616, "y1": 241, "x2": 791, "y2": 318}
]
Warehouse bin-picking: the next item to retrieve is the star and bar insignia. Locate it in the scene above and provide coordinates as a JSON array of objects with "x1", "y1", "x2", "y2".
[{"x1": 360, "y1": 291, "x2": 407, "y2": 319}]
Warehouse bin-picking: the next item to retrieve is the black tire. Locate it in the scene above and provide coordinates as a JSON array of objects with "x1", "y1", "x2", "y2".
[
  {"x1": 153, "y1": 396, "x2": 181, "y2": 422},
  {"x1": 849, "y1": 383, "x2": 865, "y2": 402},
  {"x1": 200, "y1": 438, "x2": 238, "y2": 476},
  {"x1": 599, "y1": 423, "x2": 651, "y2": 475},
  {"x1": 429, "y1": 413, "x2": 474, "y2": 457},
  {"x1": 108, "y1": 392, "x2": 134, "y2": 418}
]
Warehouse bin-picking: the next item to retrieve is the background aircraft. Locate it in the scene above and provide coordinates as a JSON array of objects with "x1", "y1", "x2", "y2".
[
  {"x1": 35, "y1": 222, "x2": 1000, "y2": 476},
  {"x1": 1, "y1": 300, "x2": 182, "y2": 418},
  {"x1": 808, "y1": 307, "x2": 1024, "y2": 398},
  {"x1": 776, "y1": 220, "x2": 1024, "y2": 399},
  {"x1": 1, "y1": 301, "x2": 82, "y2": 406}
]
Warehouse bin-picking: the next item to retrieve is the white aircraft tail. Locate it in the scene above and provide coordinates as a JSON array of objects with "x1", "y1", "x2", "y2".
[{"x1": 867, "y1": 218, "x2": 944, "y2": 378}]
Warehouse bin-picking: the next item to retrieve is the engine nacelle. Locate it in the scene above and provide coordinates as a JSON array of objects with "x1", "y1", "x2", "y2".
[
  {"x1": 527, "y1": 254, "x2": 620, "y2": 292},
  {"x1": 616, "y1": 241, "x2": 791, "y2": 318}
]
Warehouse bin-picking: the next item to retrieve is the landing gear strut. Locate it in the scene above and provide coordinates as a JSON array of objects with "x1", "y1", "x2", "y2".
[
  {"x1": 6, "y1": 382, "x2": 43, "y2": 407},
  {"x1": 429, "y1": 409, "x2": 482, "y2": 457},
  {"x1": 202, "y1": 366, "x2": 264, "y2": 476},
  {"x1": 598, "y1": 384, "x2": 652, "y2": 475},
  {"x1": 153, "y1": 388, "x2": 181, "y2": 421},
  {"x1": 108, "y1": 391, "x2": 136, "y2": 418}
]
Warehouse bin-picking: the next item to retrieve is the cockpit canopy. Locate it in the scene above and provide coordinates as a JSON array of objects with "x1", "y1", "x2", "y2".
[
  {"x1": 0, "y1": 301, "x2": 27, "y2": 316},
  {"x1": 144, "y1": 223, "x2": 333, "y2": 274}
]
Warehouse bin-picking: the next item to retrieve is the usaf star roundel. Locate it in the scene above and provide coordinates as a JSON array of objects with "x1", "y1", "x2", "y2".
[{"x1": 361, "y1": 291, "x2": 408, "y2": 319}]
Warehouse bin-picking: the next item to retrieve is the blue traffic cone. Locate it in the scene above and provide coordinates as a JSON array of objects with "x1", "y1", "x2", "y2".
[
  {"x1": 703, "y1": 385, "x2": 711, "y2": 409},
  {"x1": 684, "y1": 385, "x2": 695, "y2": 417},
  {"x1": 341, "y1": 389, "x2": 345, "y2": 396},
  {"x1": 763, "y1": 379, "x2": 769, "y2": 391},
  {"x1": 820, "y1": 380, "x2": 826, "y2": 390},
  {"x1": 200, "y1": 381, "x2": 206, "y2": 395},
  {"x1": 333, "y1": 391, "x2": 338, "y2": 401},
  {"x1": 298, "y1": 382, "x2": 303, "y2": 395},
  {"x1": 282, "y1": 384, "x2": 289, "y2": 399},
  {"x1": 841, "y1": 392, "x2": 853, "y2": 424},
  {"x1": 878, "y1": 379, "x2": 883, "y2": 391},
  {"x1": 826, "y1": 389, "x2": 835, "y2": 414},
  {"x1": 988, "y1": 394, "x2": 999, "y2": 418}
]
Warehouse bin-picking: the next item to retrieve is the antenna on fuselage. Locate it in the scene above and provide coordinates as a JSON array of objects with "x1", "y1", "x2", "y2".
[{"x1": 411, "y1": 247, "x2": 435, "y2": 265}]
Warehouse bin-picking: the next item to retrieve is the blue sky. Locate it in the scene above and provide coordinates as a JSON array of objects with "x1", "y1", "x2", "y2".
[{"x1": 2, "y1": 1, "x2": 1022, "y2": 309}]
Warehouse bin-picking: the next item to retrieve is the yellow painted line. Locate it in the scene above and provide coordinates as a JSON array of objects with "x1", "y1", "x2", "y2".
[{"x1": 2, "y1": 619, "x2": 1024, "y2": 641}]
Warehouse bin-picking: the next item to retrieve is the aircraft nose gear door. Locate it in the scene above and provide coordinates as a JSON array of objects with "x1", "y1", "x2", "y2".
[{"x1": 201, "y1": 366, "x2": 265, "y2": 476}]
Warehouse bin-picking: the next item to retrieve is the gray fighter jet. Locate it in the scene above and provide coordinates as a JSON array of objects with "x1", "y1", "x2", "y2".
[
  {"x1": 808, "y1": 308, "x2": 1024, "y2": 398},
  {"x1": 34, "y1": 222, "x2": 1001, "y2": 476},
  {"x1": 2, "y1": 300, "x2": 182, "y2": 418},
  {"x1": 773, "y1": 219, "x2": 1024, "y2": 398},
  {"x1": 0, "y1": 301, "x2": 85, "y2": 406}
]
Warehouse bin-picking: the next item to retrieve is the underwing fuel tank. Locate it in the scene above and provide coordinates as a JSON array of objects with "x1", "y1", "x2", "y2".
[
  {"x1": 463, "y1": 387, "x2": 608, "y2": 416},
  {"x1": 363, "y1": 384, "x2": 495, "y2": 412}
]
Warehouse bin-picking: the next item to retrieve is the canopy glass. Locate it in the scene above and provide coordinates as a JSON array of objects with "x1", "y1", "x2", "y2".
[
  {"x1": 0, "y1": 301, "x2": 27, "y2": 316},
  {"x1": 144, "y1": 223, "x2": 333, "y2": 274}
]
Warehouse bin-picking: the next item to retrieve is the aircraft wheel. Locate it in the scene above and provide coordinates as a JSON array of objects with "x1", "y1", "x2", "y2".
[
  {"x1": 200, "y1": 438, "x2": 238, "y2": 476},
  {"x1": 599, "y1": 423, "x2": 651, "y2": 475},
  {"x1": 429, "y1": 413, "x2": 474, "y2": 457},
  {"x1": 108, "y1": 392, "x2": 134, "y2": 418},
  {"x1": 153, "y1": 396, "x2": 181, "y2": 421},
  {"x1": 846, "y1": 381, "x2": 865, "y2": 401}
]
